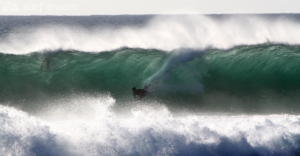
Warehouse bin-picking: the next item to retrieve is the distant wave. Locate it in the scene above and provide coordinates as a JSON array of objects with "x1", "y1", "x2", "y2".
[{"x1": 1, "y1": 15, "x2": 300, "y2": 54}]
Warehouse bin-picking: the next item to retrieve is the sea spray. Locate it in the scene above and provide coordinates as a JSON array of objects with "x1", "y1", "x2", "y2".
[
  {"x1": 2, "y1": 15, "x2": 300, "y2": 155},
  {"x1": 143, "y1": 48, "x2": 205, "y2": 94},
  {"x1": 2, "y1": 15, "x2": 300, "y2": 54},
  {"x1": 1, "y1": 96, "x2": 300, "y2": 156}
]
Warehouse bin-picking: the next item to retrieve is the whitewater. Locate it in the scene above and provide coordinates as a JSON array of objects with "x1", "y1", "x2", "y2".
[
  {"x1": 2, "y1": 14, "x2": 300, "y2": 54},
  {"x1": 1, "y1": 14, "x2": 300, "y2": 156}
]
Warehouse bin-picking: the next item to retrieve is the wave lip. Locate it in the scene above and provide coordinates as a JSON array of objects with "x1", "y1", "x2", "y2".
[{"x1": 1, "y1": 15, "x2": 300, "y2": 54}]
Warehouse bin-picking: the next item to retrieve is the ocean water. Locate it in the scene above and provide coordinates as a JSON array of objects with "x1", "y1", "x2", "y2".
[{"x1": 1, "y1": 14, "x2": 300, "y2": 156}]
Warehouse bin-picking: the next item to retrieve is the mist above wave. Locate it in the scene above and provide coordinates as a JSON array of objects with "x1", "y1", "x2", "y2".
[{"x1": 1, "y1": 15, "x2": 300, "y2": 54}]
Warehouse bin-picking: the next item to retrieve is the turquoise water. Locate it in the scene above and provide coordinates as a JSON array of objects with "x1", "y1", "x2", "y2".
[
  {"x1": 2, "y1": 44, "x2": 300, "y2": 113},
  {"x1": 1, "y1": 15, "x2": 300, "y2": 156}
]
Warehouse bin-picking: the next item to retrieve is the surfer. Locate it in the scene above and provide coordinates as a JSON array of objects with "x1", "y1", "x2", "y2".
[
  {"x1": 40, "y1": 57, "x2": 50, "y2": 71},
  {"x1": 40, "y1": 52, "x2": 59, "y2": 71},
  {"x1": 132, "y1": 87, "x2": 147, "y2": 100}
]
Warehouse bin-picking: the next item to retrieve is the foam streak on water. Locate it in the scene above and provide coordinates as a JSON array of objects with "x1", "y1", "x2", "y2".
[{"x1": 1, "y1": 95, "x2": 300, "y2": 156}]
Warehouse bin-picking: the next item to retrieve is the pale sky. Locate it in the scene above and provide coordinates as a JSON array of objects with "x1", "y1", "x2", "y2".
[{"x1": 1, "y1": 0, "x2": 300, "y2": 15}]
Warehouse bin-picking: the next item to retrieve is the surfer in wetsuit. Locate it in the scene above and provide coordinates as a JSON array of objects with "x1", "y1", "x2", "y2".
[
  {"x1": 40, "y1": 52, "x2": 59, "y2": 71},
  {"x1": 40, "y1": 57, "x2": 50, "y2": 71},
  {"x1": 132, "y1": 87, "x2": 147, "y2": 100}
]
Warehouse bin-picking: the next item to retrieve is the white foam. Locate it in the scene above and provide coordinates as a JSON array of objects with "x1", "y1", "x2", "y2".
[
  {"x1": 1, "y1": 15, "x2": 300, "y2": 54},
  {"x1": 0, "y1": 105, "x2": 64, "y2": 155},
  {"x1": 1, "y1": 95, "x2": 300, "y2": 155}
]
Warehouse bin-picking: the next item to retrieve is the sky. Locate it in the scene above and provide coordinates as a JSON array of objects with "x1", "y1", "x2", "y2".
[{"x1": 1, "y1": 0, "x2": 300, "y2": 15}]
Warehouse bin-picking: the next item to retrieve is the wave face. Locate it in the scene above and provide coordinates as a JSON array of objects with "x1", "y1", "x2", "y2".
[
  {"x1": 1, "y1": 45, "x2": 300, "y2": 113},
  {"x1": 1, "y1": 14, "x2": 300, "y2": 156}
]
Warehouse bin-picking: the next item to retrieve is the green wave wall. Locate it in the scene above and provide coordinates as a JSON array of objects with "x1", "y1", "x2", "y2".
[{"x1": 1, "y1": 44, "x2": 300, "y2": 113}]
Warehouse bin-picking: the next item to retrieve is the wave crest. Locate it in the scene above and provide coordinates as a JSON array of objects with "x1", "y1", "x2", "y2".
[{"x1": 1, "y1": 15, "x2": 300, "y2": 54}]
